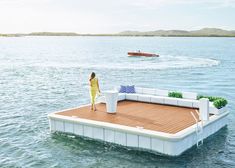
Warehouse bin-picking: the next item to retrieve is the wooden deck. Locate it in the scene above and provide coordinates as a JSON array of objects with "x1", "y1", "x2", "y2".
[{"x1": 57, "y1": 100, "x2": 201, "y2": 134}]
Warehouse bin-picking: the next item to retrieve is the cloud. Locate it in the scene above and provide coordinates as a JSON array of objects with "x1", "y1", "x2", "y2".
[
  {"x1": 129, "y1": 0, "x2": 235, "y2": 9},
  {"x1": 204, "y1": 0, "x2": 235, "y2": 9},
  {"x1": 1, "y1": 0, "x2": 234, "y2": 9},
  {"x1": 0, "y1": 0, "x2": 234, "y2": 33}
]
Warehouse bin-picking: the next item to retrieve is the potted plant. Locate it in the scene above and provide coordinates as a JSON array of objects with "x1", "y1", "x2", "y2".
[
  {"x1": 197, "y1": 96, "x2": 228, "y2": 114},
  {"x1": 168, "y1": 91, "x2": 183, "y2": 98}
]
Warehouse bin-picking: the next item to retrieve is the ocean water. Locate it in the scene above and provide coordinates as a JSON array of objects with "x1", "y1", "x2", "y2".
[{"x1": 0, "y1": 36, "x2": 235, "y2": 168}]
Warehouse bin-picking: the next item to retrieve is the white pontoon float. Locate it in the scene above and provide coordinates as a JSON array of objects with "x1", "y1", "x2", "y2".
[{"x1": 48, "y1": 87, "x2": 229, "y2": 156}]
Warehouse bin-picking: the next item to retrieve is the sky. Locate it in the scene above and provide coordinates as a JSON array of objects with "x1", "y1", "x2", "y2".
[{"x1": 0, "y1": 0, "x2": 235, "y2": 34}]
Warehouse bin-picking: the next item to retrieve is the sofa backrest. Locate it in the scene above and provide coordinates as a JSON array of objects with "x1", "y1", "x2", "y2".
[
  {"x1": 155, "y1": 89, "x2": 169, "y2": 96},
  {"x1": 142, "y1": 88, "x2": 156, "y2": 95},
  {"x1": 115, "y1": 86, "x2": 197, "y2": 100},
  {"x1": 135, "y1": 87, "x2": 143, "y2": 94},
  {"x1": 136, "y1": 87, "x2": 169, "y2": 96},
  {"x1": 182, "y1": 91, "x2": 198, "y2": 100},
  {"x1": 140, "y1": 87, "x2": 196, "y2": 98}
]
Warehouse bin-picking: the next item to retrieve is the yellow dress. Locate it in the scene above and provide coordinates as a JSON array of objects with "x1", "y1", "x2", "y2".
[{"x1": 90, "y1": 78, "x2": 98, "y2": 104}]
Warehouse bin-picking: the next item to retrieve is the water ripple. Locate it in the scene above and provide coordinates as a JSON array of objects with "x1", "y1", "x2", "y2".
[{"x1": 0, "y1": 36, "x2": 235, "y2": 167}]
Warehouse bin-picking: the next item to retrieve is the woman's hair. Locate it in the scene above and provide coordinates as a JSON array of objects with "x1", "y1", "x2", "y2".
[{"x1": 89, "y1": 72, "x2": 96, "y2": 81}]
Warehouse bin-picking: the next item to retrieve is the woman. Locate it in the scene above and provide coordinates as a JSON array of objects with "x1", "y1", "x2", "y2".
[{"x1": 89, "y1": 72, "x2": 100, "y2": 111}]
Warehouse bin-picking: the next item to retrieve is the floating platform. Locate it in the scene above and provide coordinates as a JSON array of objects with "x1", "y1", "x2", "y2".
[{"x1": 48, "y1": 100, "x2": 228, "y2": 156}]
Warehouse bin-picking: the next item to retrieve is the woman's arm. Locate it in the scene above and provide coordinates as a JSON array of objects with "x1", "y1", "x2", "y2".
[{"x1": 97, "y1": 79, "x2": 100, "y2": 93}]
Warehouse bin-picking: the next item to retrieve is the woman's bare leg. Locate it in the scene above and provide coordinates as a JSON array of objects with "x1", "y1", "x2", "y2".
[
  {"x1": 92, "y1": 104, "x2": 97, "y2": 111},
  {"x1": 91, "y1": 103, "x2": 94, "y2": 111}
]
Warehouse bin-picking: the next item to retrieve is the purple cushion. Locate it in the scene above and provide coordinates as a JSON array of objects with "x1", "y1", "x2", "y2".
[
  {"x1": 126, "y1": 85, "x2": 136, "y2": 93},
  {"x1": 119, "y1": 85, "x2": 126, "y2": 93}
]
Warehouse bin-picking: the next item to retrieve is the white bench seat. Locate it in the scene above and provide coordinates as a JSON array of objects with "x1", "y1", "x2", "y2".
[
  {"x1": 192, "y1": 100, "x2": 199, "y2": 108},
  {"x1": 125, "y1": 93, "x2": 139, "y2": 101},
  {"x1": 100, "y1": 91, "x2": 200, "y2": 109},
  {"x1": 150, "y1": 95, "x2": 165, "y2": 104},
  {"x1": 164, "y1": 97, "x2": 178, "y2": 106},
  {"x1": 137, "y1": 94, "x2": 151, "y2": 102},
  {"x1": 118, "y1": 93, "x2": 126, "y2": 101},
  {"x1": 177, "y1": 99, "x2": 193, "y2": 108},
  {"x1": 108, "y1": 87, "x2": 200, "y2": 109}
]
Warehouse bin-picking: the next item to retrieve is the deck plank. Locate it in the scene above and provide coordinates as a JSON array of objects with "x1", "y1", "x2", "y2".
[{"x1": 56, "y1": 100, "x2": 203, "y2": 134}]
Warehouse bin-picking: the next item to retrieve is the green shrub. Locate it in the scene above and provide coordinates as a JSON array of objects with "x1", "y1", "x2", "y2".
[
  {"x1": 213, "y1": 98, "x2": 228, "y2": 109},
  {"x1": 168, "y1": 92, "x2": 183, "y2": 98},
  {"x1": 197, "y1": 95, "x2": 228, "y2": 109},
  {"x1": 197, "y1": 95, "x2": 221, "y2": 102}
]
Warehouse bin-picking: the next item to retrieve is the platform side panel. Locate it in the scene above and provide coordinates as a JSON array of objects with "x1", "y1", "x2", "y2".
[
  {"x1": 84, "y1": 125, "x2": 93, "y2": 138},
  {"x1": 74, "y1": 123, "x2": 84, "y2": 136},
  {"x1": 151, "y1": 138, "x2": 164, "y2": 153},
  {"x1": 139, "y1": 136, "x2": 151, "y2": 150},
  {"x1": 93, "y1": 127, "x2": 104, "y2": 140},
  {"x1": 64, "y1": 121, "x2": 74, "y2": 134},
  {"x1": 163, "y1": 133, "x2": 197, "y2": 156},
  {"x1": 167, "y1": 116, "x2": 228, "y2": 156},
  {"x1": 55, "y1": 120, "x2": 65, "y2": 132},
  {"x1": 104, "y1": 129, "x2": 115, "y2": 143},
  {"x1": 203, "y1": 116, "x2": 228, "y2": 139},
  {"x1": 126, "y1": 133, "x2": 138, "y2": 147},
  {"x1": 115, "y1": 131, "x2": 127, "y2": 146},
  {"x1": 163, "y1": 140, "x2": 184, "y2": 156},
  {"x1": 49, "y1": 118, "x2": 56, "y2": 132}
]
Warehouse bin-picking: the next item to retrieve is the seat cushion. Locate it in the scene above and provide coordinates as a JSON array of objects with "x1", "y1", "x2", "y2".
[
  {"x1": 118, "y1": 93, "x2": 126, "y2": 101},
  {"x1": 137, "y1": 94, "x2": 151, "y2": 102},
  {"x1": 164, "y1": 97, "x2": 178, "y2": 106},
  {"x1": 191, "y1": 100, "x2": 199, "y2": 108},
  {"x1": 150, "y1": 95, "x2": 165, "y2": 104},
  {"x1": 126, "y1": 93, "x2": 139, "y2": 101},
  {"x1": 177, "y1": 99, "x2": 193, "y2": 107}
]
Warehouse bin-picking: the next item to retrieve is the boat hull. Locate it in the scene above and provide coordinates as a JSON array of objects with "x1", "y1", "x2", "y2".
[{"x1": 128, "y1": 52, "x2": 159, "y2": 57}]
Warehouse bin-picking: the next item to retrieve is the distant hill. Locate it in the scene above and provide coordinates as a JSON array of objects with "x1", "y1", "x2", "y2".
[
  {"x1": 190, "y1": 28, "x2": 235, "y2": 36},
  {"x1": 0, "y1": 33, "x2": 23, "y2": 37},
  {"x1": 118, "y1": 28, "x2": 235, "y2": 37},
  {"x1": 1, "y1": 28, "x2": 235, "y2": 37},
  {"x1": 28, "y1": 32, "x2": 80, "y2": 36}
]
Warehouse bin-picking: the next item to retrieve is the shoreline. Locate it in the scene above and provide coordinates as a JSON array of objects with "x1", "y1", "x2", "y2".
[
  {"x1": 1, "y1": 34, "x2": 235, "y2": 37},
  {"x1": 1, "y1": 28, "x2": 235, "y2": 37}
]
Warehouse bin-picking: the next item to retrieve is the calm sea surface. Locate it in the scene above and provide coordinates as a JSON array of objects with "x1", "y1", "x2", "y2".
[{"x1": 0, "y1": 36, "x2": 235, "y2": 168}]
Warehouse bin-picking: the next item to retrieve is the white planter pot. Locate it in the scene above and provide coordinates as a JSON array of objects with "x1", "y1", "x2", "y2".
[
  {"x1": 103, "y1": 90, "x2": 118, "y2": 114},
  {"x1": 209, "y1": 105, "x2": 227, "y2": 115}
]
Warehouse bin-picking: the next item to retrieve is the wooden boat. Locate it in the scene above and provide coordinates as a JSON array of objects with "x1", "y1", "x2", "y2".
[{"x1": 128, "y1": 52, "x2": 159, "y2": 57}]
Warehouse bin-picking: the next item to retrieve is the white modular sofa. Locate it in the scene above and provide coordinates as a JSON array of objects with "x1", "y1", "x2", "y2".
[{"x1": 97, "y1": 87, "x2": 224, "y2": 115}]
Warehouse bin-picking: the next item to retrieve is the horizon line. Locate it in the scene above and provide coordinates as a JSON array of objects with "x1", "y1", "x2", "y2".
[{"x1": 0, "y1": 27, "x2": 235, "y2": 35}]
